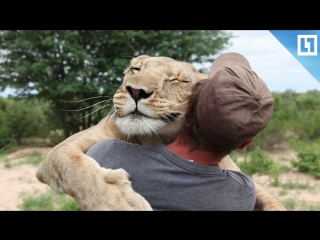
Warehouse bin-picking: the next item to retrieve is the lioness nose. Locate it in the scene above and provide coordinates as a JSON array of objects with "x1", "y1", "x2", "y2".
[{"x1": 126, "y1": 86, "x2": 153, "y2": 103}]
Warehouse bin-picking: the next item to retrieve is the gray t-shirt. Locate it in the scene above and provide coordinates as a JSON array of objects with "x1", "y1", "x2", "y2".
[{"x1": 86, "y1": 139, "x2": 256, "y2": 211}]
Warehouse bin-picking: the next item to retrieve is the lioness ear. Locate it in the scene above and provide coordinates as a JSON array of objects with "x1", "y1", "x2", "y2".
[{"x1": 130, "y1": 55, "x2": 150, "y2": 65}]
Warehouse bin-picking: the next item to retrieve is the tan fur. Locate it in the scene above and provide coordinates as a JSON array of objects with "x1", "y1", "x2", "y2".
[{"x1": 36, "y1": 55, "x2": 286, "y2": 211}]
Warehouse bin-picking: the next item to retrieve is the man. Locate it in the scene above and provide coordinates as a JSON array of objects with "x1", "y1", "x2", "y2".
[{"x1": 86, "y1": 52, "x2": 274, "y2": 211}]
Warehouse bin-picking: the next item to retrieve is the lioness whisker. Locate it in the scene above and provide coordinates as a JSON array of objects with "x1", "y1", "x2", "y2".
[
  {"x1": 100, "y1": 109, "x2": 116, "y2": 132},
  {"x1": 106, "y1": 107, "x2": 117, "y2": 126},
  {"x1": 127, "y1": 39, "x2": 144, "y2": 56},
  {"x1": 77, "y1": 104, "x2": 111, "y2": 121},
  {"x1": 160, "y1": 114, "x2": 171, "y2": 124},
  {"x1": 106, "y1": 106, "x2": 116, "y2": 117},
  {"x1": 60, "y1": 100, "x2": 111, "y2": 112},
  {"x1": 108, "y1": 108, "x2": 116, "y2": 129},
  {"x1": 166, "y1": 110, "x2": 187, "y2": 118},
  {"x1": 58, "y1": 96, "x2": 112, "y2": 103}
]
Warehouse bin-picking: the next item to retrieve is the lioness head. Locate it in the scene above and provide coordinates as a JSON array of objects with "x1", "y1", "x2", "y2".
[{"x1": 112, "y1": 55, "x2": 208, "y2": 145}]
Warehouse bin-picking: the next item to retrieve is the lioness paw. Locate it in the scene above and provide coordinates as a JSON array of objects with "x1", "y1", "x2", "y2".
[{"x1": 102, "y1": 168, "x2": 130, "y2": 184}]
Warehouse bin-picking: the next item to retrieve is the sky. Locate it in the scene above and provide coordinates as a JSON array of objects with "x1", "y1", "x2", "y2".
[
  {"x1": 215, "y1": 30, "x2": 320, "y2": 93},
  {"x1": 1, "y1": 30, "x2": 320, "y2": 97}
]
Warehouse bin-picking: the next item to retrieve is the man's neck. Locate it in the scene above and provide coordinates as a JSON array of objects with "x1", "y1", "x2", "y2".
[{"x1": 166, "y1": 132, "x2": 223, "y2": 166}]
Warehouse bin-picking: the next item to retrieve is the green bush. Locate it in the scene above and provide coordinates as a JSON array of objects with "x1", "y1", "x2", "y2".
[
  {"x1": 18, "y1": 149, "x2": 43, "y2": 166},
  {"x1": 238, "y1": 147, "x2": 276, "y2": 177},
  {"x1": 4, "y1": 99, "x2": 48, "y2": 144},
  {"x1": 235, "y1": 147, "x2": 281, "y2": 186},
  {"x1": 18, "y1": 189, "x2": 82, "y2": 211},
  {"x1": 0, "y1": 98, "x2": 56, "y2": 149},
  {"x1": 290, "y1": 140, "x2": 320, "y2": 178},
  {"x1": 0, "y1": 97, "x2": 14, "y2": 150},
  {"x1": 293, "y1": 94, "x2": 320, "y2": 140},
  {"x1": 0, "y1": 125, "x2": 13, "y2": 151},
  {"x1": 283, "y1": 199, "x2": 297, "y2": 210},
  {"x1": 48, "y1": 129, "x2": 65, "y2": 146}
]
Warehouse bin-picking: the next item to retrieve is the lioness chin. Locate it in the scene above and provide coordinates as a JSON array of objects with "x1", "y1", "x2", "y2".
[{"x1": 36, "y1": 55, "x2": 286, "y2": 211}]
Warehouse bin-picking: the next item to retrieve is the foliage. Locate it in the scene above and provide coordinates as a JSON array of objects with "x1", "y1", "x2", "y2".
[
  {"x1": 0, "y1": 30, "x2": 234, "y2": 138},
  {"x1": 235, "y1": 147, "x2": 282, "y2": 185},
  {"x1": 18, "y1": 189, "x2": 82, "y2": 211},
  {"x1": 2, "y1": 156, "x2": 12, "y2": 168},
  {"x1": 283, "y1": 199, "x2": 296, "y2": 210},
  {"x1": 17, "y1": 149, "x2": 43, "y2": 166},
  {"x1": 47, "y1": 129, "x2": 65, "y2": 146},
  {"x1": 282, "y1": 198, "x2": 320, "y2": 210},
  {"x1": 237, "y1": 147, "x2": 276, "y2": 176},
  {"x1": 293, "y1": 91, "x2": 320, "y2": 140},
  {"x1": 0, "y1": 98, "x2": 53, "y2": 148},
  {"x1": 0, "y1": 97, "x2": 13, "y2": 149},
  {"x1": 299, "y1": 201, "x2": 320, "y2": 211},
  {"x1": 280, "y1": 180, "x2": 313, "y2": 190},
  {"x1": 0, "y1": 148, "x2": 43, "y2": 168},
  {"x1": 290, "y1": 140, "x2": 320, "y2": 178}
]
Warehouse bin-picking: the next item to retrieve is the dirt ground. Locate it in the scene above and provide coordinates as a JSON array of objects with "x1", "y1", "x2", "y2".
[
  {"x1": 1, "y1": 147, "x2": 320, "y2": 211},
  {"x1": 252, "y1": 149, "x2": 320, "y2": 210},
  {"x1": 0, "y1": 147, "x2": 51, "y2": 210}
]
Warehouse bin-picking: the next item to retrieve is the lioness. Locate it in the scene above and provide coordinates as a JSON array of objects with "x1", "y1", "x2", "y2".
[{"x1": 36, "y1": 55, "x2": 286, "y2": 210}]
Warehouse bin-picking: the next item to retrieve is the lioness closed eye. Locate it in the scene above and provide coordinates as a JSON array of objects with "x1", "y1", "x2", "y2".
[{"x1": 36, "y1": 55, "x2": 286, "y2": 211}]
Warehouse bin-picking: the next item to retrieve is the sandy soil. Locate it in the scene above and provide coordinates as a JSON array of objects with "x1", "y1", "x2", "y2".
[
  {"x1": 1, "y1": 147, "x2": 320, "y2": 210},
  {"x1": 252, "y1": 149, "x2": 320, "y2": 209},
  {"x1": 0, "y1": 147, "x2": 51, "y2": 210}
]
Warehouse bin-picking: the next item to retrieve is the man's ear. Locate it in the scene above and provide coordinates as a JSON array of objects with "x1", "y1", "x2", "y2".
[{"x1": 237, "y1": 138, "x2": 254, "y2": 150}]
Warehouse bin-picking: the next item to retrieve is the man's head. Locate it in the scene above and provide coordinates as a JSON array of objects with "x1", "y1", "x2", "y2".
[{"x1": 195, "y1": 52, "x2": 274, "y2": 150}]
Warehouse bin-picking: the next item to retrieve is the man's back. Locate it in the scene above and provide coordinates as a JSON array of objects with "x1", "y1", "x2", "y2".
[{"x1": 86, "y1": 140, "x2": 256, "y2": 211}]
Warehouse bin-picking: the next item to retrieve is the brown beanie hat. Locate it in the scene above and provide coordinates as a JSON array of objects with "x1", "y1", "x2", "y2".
[{"x1": 196, "y1": 52, "x2": 274, "y2": 149}]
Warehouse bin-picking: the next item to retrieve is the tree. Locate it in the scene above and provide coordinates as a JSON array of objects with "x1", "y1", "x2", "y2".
[
  {"x1": 0, "y1": 30, "x2": 233, "y2": 138},
  {"x1": 0, "y1": 98, "x2": 51, "y2": 147},
  {"x1": 0, "y1": 97, "x2": 12, "y2": 149},
  {"x1": 294, "y1": 91, "x2": 320, "y2": 140}
]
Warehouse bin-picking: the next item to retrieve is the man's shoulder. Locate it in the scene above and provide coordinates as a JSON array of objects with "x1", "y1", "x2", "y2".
[
  {"x1": 225, "y1": 170, "x2": 255, "y2": 188},
  {"x1": 90, "y1": 139, "x2": 122, "y2": 148},
  {"x1": 86, "y1": 139, "x2": 126, "y2": 155},
  {"x1": 87, "y1": 139, "x2": 157, "y2": 154}
]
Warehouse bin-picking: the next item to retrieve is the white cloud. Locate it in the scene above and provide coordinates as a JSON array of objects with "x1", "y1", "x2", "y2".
[{"x1": 219, "y1": 30, "x2": 320, "y2": 93}]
